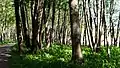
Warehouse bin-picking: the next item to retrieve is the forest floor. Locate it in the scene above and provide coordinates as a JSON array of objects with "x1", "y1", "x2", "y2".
[
  {"x1": 0, "y1": 45, "x2": 12, "y2": 68},
  {"x1": 8, "y1": 44, "x2": 120, "y2": 68}
]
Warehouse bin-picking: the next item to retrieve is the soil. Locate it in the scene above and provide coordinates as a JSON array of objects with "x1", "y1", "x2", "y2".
[{"x1": 0, "y1": 45, "x2": 11, "y2": 68}]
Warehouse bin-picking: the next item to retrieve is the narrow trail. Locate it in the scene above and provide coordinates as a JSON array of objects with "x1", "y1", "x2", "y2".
[{"x1": 0, "y1": 45, "x2": 12, "y2": 68}]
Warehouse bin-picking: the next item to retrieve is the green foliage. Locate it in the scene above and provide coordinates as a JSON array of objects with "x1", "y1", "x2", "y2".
[
  {"x1": 9, "y1": 45, "x2": 120, "y2": 68},
  {"x1": 0, "y1": 0, "x2": 15, "y2": 42},
  {"x1": 0, "y1": 0, "x2": 15, "y2": 27}
]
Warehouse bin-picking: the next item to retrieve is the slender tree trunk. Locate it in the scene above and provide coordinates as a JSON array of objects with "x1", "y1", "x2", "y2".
[
  {"x1": 98, "y1": 0, "x2": 102, "y2": 47},
  {"x1": 94, "y1": 0, "x2": 99, "y2": 49},
  {"x1": 14, "y1": 0, "x2": 23, "y2": 54},
  {"x1": 50, "y1": 0, "x2": 55, "y2": 46},
  {"x1": 83, "y1": 0, "x2": 87, "y2": 46},
  {"x1": 88, "y1": 0, "x2": 94, "y2": 50},
  {"x1": 39, "y1": 3, "x2": 45, "y2": 49},
  {"x1": 20, "y1": 0, "x2": 30, "y2": 48},
  {"x1": 57, "y1": 0, "x2": 61, "y2": 43},
  {"x1": 109, "y1": 0, "x2": 114, "y2": 46},
  {"x1": 62, "y1": 4, "x2": 67, "y2": 44},
  {"x1": 45, "y1": 0, "x2": 51, "y2": 48},
  {"x1": 31, "y1": 0, "x2": 43, "y2": 52},
  {"x1": 115, "y1": 12, "x2": 120, "y2": 46},
  {"x1": 102, "y1": 0, "x2": 106, "y2": 47}
]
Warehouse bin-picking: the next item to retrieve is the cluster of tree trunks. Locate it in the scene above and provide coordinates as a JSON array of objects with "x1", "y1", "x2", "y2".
[{"x1": 13, "y1": 0, "x2": 120, "y2": 63}]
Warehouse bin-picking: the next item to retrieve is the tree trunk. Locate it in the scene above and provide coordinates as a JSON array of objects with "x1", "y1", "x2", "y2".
[
  {"x1": 31, "y1": 0, "x2": 43, "y2": 52},
  {"x1": 14, "y1": 0, "x2": 23, "y2": 54},
  {"x1": 20, "y1": 0, "x2": 30, "y2": 48},
  {"x1": 63, "y1": 4, "x2": 67, "y2": 44},
  {"x1": 57, "y1": 0, "x2": 61, "y2": 43},
  {"x1": 50, "y1": 0, "x2": 55, "y2": 46},
  {"x1": 45, "y1": 0, "x2": 51, "y2": 48},
  {"x1": 69, "y1": 0, "x2": 83, "y2": 63},
  {"x1": 109, "y1": 0, "x2": 114, "y2": 46}
]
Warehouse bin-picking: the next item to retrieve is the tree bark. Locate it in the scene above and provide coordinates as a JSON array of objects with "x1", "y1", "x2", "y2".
[
  {"x1": 20, "y1": 0, "x2": 30, "y2": 48},
  {"x1": 31, "y1": 0, "x2": 44, "y2": 52},
  {"x1": 69, "y1": 0, "x2": 83, "y2": 63},
  {"x1": 50, "y1": 0, "x2": 55, "y2": 46},
  {"x1": 14, "y1": 0, "x2": 23, "y2": 54}
]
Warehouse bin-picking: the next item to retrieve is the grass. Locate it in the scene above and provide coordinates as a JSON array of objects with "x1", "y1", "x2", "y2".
[{"x1": 9, "y1": 44, "x2": 120, "y2": 68}]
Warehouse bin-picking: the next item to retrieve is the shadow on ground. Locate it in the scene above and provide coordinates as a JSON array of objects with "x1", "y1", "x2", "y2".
[
  {"x1": 0, "y1": 45, "x2": 12, "y2": 68},
  {"x1": 8, "y1": 54, "x2": 82, "y2": 68}
]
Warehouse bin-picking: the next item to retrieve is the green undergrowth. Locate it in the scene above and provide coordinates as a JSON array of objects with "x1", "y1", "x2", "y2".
[
  {"x1": 0, "y1": 40, "x2": 15, "y2": 45},
  {"x1": 9, "y1": 44, "x2": 120, "y2": 68}
]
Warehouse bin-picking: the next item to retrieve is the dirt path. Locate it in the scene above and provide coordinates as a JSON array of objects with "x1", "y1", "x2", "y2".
[{"x1": 0, "y1": 45, "x2": 12, "y2": 68}]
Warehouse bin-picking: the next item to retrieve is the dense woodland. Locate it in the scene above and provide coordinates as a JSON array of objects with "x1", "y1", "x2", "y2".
[{"x1": 0, "y1": 0, "x2": 120, "y2": 68}]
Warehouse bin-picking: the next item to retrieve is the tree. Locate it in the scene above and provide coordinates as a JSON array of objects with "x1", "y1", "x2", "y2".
[
  {"x1": 50, "y1": 0, "x2": 56, "y2": 46},
  {"x1": 69, "y1": 0, "x2": 83, "y2": 63},
  {"x1": 109, "y1": 0, "x2": 114, "y2": 46},
  {"x1": 31, "y1": 0, "x2": 44, "y2": 52},
  {"x1": 20, "y1": 0, "x2": 30, "y2": 48},
  {"x1": 14, "y1": 0, "x2": 23, "y2": 54}
]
